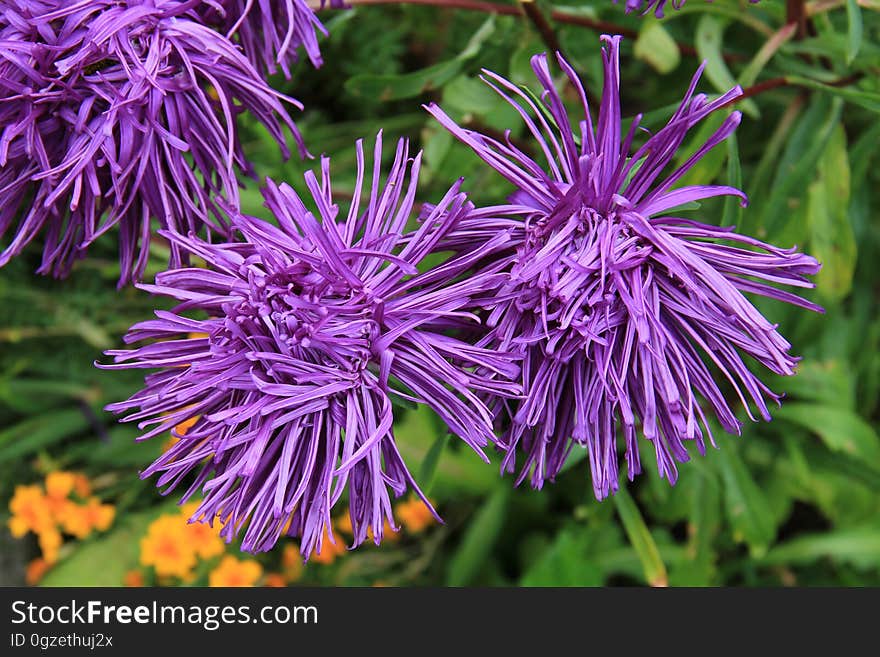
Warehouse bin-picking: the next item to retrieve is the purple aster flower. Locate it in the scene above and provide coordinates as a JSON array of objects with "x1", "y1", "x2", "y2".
[
  {"x1": 0, "y1": 0, "x2": 302, "y2": 285},
  {"x1": 199, "y1": 0, "x2": 347, "y2": 77},
  {"x1": 615, "y1": 0, "x2": 759, "y2": 18},
  {"x1": 425, "y1": 36, "x2": 821, "y2": 499},
  {"x1": 99, "y1": 133, "x2": 518, "y2": 557}
]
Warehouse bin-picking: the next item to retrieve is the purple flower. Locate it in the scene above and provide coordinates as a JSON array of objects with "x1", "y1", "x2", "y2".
[
  {"x1": 615, "y1": 0, "x2": 759, "y2": 17},
  {"x1": 426, "y1": 36, "x2": 821, "y2": 499},
  {"x1": 100, "y1": 133, "x2": 518, "y2": 557},
  {"x1": 199, "y1": 0, "x2": 347, "y2": 77},
  {"x1": 0, "y1": 0, "x2": 302, "y2": 285}
]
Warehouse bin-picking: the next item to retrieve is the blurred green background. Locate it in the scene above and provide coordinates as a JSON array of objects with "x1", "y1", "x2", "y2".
[{"x1": 2, "y1": 0, "x2": 879, "y2": 587}]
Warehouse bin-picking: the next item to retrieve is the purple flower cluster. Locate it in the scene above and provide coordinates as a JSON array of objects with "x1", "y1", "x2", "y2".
[
  {"x1": 101, "y1": 134, "x2": 518, "y2": 556},
  {"x1": 0, "y1": 0, "x2": 312, "y2": 284},
  {"x1": 83, "y1": 13, "x2": 817, "y2": 553},
  {"x1": 427, "y1": 36, "x2": 820, "y2": 498}
]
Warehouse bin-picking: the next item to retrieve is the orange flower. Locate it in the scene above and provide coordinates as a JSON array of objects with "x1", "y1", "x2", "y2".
[
  {"x1": 82, "y1": 497, "x2": 115, "y2": 532},
  {"x1": 178, "y1": 502, "x2": 225, "y2": 559},
  {"x1": 140, "y1": 516, "x2": 196, "y2": 579},
  {"x1": 38, "y1": 527, "x2": 62, "y2": 564},
  {"x1": 43, "y1": 471, "x2": 95, "y2": 520},
  {"x1": 45, "y1": 472, "x2": 75, "y2": 500},
  {"x1": 184, "y1": 521, "x2": 225, "y2": 560},
  {"x1": 263, "y1": 573, "x2": 287, "y2": 588},
  {"x1": 57, "y1": 500, "x2": 91, "y2": 539},
  {"x1": 396, "y1": 498, "x2": 436, "y2": 533},
  {"x1": 123, "y1": 570, "x2": 144, "y2": 587},
  {"x1": 310, "y1": 527, "x2": 346, "y2": 565},
  {"x1": 60, "y1": 498, "x2": 115, "y2": 539},
  {"x1": 209, "y1": 556, "x2": 263, "y2": 587},
  {"x1": 25, "y1": 558, "x2": 51, "y2": 585},
  {"x1": 8, "y1": 485, "x2": 54, "y2": 537},
  {"x1": 281, "y1": 544, "x2": 305, "y2": 583}
]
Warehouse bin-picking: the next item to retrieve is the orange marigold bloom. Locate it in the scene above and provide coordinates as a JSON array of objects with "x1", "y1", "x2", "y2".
[
  {"x1": 25, "y1": 558, "x2": 51, "y2": 585},
  {"x1": 396, "y1": 498, "x2": 437, "y2": 533},
  {"x1": 184, "y1": 521, "x2": 225, "y2": 560},
  {"x1": 8, "y1": 485, "x2": 54, "y2": 537},
  {"x1": 178, "y1": 502, "x2": 225, "y2": 559},
  {"x1": 123, "y1": 570, "x2": 144, "y2": 587},
  {"x1": 263, "y1": 573, "x2": 287, "y2": 587},
  {"x1": 58, "y1": 498, "x2": 115, "y2": 539},
  {"x1": 45, "y1": 472, "x2": 75, "y2": 500},
  {"x1": 310, "y1": 528, "x2": 346, "y2": 565},
  {"x1": 38, "y1": 527, "x2": 63, "y2": 564},
  {"x1": 209, "y1": 556, "x2": 263, "y2": 587},
  {"x1": 81, "y1": 498, "x2": 115, "y2": 532},
  {"x1": 57, "y1": 500, "x2": 91, "y2": 539},
  {"x1": 140, "y1": 516, "x2": 196, "y2": 580}
]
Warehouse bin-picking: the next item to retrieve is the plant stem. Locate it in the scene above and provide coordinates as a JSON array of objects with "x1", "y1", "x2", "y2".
[
  {"x1": 786, "y1": 0, "x2": 809, "y2": 39},
  {"x1": 519, "y1": 1, "x2": 563, "y2": 57},
  {"x1": 720, "y1": 72, "x2": 864, "y2": 111}
]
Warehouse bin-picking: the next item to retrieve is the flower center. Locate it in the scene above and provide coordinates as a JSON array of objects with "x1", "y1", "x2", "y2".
[{"x1": 216, "y1": 259, "x2": 380, "y2": 377}]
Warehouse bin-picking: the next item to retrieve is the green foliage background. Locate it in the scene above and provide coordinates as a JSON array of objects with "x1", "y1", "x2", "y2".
[{"x1": 2, "y1": 0, "x2": 879, "y2": 586}]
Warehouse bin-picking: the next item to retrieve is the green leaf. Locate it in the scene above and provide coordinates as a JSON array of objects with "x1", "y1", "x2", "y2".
[
  {"x1": 769, "y1": 359, "x2": 855, "y2": 410},
  {"x1": 634, "y1": 19, "x2": 680, "y2": 75},
  {"x1": 345, "y1": 59, "x2": 463, "y2": 102},
  {"x1": 519, "y1": 528, "x2": 603, "y2": 587},
  {"x1": 850, "y1": 122, "x2": 880, "y2": 189},
  {"x1": 716, "y1": 444, "x2": 776, "y2": 557},
  {"x1": 613, "y1": 487, "x2": 668, "y2": 586},
  {"x1": 808, "y1": 124, "x2": 855, "y2": 302},
  {"x1": 394, "y1": 406, "x2": 497, "y2": 495},
  {"x1": 60, "y1": 425, "x2": 163, "y2": 468},
  {"x1": 845, "y1": 0, "x2": 863, "y2": 64},
  {"x1": 774, "y1": 404, "x2": 880, "y2": 467},
  {"x1": 760, "y1": 96, "x2": 842, "y2": 239},
  {"x1": 417, "y1": 433, "x2": 450, "y2": 496},
  {"x1": 446, "y1": 485, "x2": 511, "y2": 586},
  {"x1": 441, "y1": 76, "x2": 500, "y2": 116},
  {"x1": 786, "y1": 76, "x2": 880, "y2": 114},
  {"x1": 695, "y1": 16, "x2": 758, "y2": 117},
  {"x1": 0, "y1": 379, "x2": 97, "y2": 414},
  {"x1": 345, "y1": 16, "x2": 495, "y2": 101},
  {"x1": 672, "y1": 469, "x2": 721, "y2": 586},
  {"x1": 760, "y1": 526, "x2": 880, "y2": 571},
  {"x1": 721, "y1": 132, "x2": 743, "y2": 227},
  {"x1": 0, "y1": 408, "x2": 90, "y2": 464}
]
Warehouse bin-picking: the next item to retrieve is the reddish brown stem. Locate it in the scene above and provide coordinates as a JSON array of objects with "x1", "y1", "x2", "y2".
[
  {"x1": 520, "y1": 1, "x2": 563, "y2": 57},
  {"x1": 719, "y1": 72, "x2": 864, "y2": 110},
  {"x1": 785, "y1": 0, "x2": 809, "y2": 39}
]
